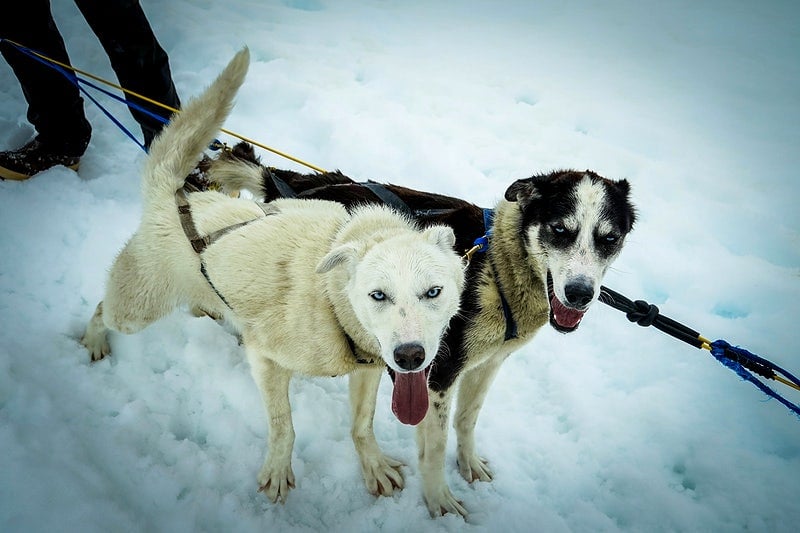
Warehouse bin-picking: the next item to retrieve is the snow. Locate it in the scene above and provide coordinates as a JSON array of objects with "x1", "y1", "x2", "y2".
[{"x1": 1, "y1": 1, "x2": 799, "y2": 531}]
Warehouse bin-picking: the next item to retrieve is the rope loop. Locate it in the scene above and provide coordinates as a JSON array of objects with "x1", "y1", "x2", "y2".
[{"x1": 627, "y1": 300, "x2": 660, "y2": 327}]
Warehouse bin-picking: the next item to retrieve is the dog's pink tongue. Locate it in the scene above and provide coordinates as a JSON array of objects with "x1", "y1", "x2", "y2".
[
  {"x1": 551, "y1": 294, "x2": 585, "y2": 328},
  {"x1": 392, "y1": 370, "x2": 429, "y2": 426}
]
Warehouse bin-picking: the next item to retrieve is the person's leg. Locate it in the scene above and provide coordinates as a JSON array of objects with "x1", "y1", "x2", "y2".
[
  {"x1": 0, "y1": 0, "x2": 91, "y2": 155},
  {"x1": 75, "y1": 0, "x2": 180, "y2": 149}
]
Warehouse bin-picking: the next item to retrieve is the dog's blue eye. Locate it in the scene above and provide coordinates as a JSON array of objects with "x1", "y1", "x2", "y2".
[
  {"x1": 425, "y1": 286, "x2": 442, "y2": 299},
  {"x1": 551, "y1": 224, "x2": 566, "y2": 234},
  {"x1": 605, "y1": 235, "x2": 617, "y2": 243},
  {"x1": 370, "y1": 291, "x2": 386, "y2": 301}
]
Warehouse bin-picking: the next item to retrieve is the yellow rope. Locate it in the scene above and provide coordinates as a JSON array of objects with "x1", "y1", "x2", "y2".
[
  {"x1": 217, "y1": 129, "x2": 327, "y2": 173},
  {"x1": 5, "y1": 39, "x2": 328, "y2": 174},
  {"x1": 774, "y1": 374, "x2": 800, "y2": 392}
]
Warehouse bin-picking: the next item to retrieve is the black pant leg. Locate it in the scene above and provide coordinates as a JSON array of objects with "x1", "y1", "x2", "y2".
[
  {"x1": 0, "y1": 0, "x2": 91, "y2": 155},
  {"x1": 75, "y1": 0, "x2": 180, "y2": 148}
]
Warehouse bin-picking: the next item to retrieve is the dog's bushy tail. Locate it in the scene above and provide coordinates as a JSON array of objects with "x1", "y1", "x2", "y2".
[
  {"x1": 142, "y1": 47, "x2": 250, "y2": 205},
  {"x1": 208, "y1": 157, "x2": 265, "y2": 196}
]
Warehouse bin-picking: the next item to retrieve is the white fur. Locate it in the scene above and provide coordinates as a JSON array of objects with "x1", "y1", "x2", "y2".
[{"x1": 81, "y1": 48, "x2": 465, "y2": 505}]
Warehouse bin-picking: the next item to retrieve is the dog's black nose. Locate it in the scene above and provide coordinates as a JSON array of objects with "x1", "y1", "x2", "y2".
[
  {"x1": 394, "y1": 343, "x2": 425, "y2": 371},
  {"x1": 564, "y1": 282, "x2": 594, "y2": 308}
]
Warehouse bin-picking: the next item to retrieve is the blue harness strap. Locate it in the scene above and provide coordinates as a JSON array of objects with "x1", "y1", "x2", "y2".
[
  {"x1": 482, "y1": 208, "x2": 495, "y2": 236},
  {"x1": 470, "y1": 209, "x2": 492, "y2": 252}
]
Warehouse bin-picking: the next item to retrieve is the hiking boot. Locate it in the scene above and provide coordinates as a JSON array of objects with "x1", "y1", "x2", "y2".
[{"x1": 0, "y1": 139, "x2": 81, "y2": 181}]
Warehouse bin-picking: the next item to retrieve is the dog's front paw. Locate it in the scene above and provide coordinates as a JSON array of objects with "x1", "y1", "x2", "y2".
[
  {"x1": 257, "y1": 459, "x2": 295, "y2": 503},
  {"x1": 424, "y1": 484, "x2": 467, "y2": 518},
  {"x1": 457, "y1": 453, "x2": 493, "y2": 483},
  {"x1": 360, "y1": 454, "x2": 404, "y2": 496},
  {"x1": 82, "y1": 302, "x2": 111, "y2": 361},
  {"x1": 80, "y1": 331, "x2": 110, "y2": 361}
]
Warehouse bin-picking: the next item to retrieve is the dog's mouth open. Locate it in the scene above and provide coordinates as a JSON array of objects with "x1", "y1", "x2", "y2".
[
  {"x1": 547, "y1": 272, "x2": 586, "y2": 333},
  {"x1": 388, "y1": 367, "x2": 431, "y2": 426}
]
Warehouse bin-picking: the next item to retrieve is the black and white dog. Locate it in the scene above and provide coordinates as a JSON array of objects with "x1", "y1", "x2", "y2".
[{"x1": 208, "y1": 144, "x2": 637, "y2": 516}]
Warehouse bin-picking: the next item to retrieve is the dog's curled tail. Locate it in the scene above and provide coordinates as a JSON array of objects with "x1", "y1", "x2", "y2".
[{"x1": 142, "y1": 47, "x2": 251, "y2": 205}]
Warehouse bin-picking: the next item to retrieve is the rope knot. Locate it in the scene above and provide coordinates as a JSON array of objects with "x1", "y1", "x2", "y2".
[{"x1": 627, "y1": 300, "x2": 659, "y2": 326}]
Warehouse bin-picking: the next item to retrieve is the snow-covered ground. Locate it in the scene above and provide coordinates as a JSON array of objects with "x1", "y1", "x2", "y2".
[{"x1": 1, "y1": 1, "x2": 798, "y2": 531}]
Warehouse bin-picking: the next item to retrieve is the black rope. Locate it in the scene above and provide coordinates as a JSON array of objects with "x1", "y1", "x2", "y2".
[
  {"x1": 599, "y1": 285, "x2": 800, "y2": 417},
  {"x1": 599, "y1": 286, "x2": 705, "y2": 349}
]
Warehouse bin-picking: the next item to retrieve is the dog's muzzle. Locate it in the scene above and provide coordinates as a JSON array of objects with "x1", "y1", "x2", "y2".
[{"x1": 548, "y1": 273, "x2": 590, "y2": 332}]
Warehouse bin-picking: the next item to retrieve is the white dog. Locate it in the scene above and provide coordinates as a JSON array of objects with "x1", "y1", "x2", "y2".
[{"x1": 81, "y1": 48, "x2": 465, "y2": 504}]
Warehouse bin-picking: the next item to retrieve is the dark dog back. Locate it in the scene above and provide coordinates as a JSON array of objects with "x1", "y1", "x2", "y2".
[{"x1": 228, "y1": 141, "x2": 486, "y2": 254}]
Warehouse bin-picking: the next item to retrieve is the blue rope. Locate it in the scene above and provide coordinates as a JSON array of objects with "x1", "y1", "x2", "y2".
[
  {"x1": 3, "y1": 40, "x2": 172, "y2": 153},
  {"x1": 75, "y1": 77, "x2": 147, "y2": 152},
  {"x1": 710, "y1": 340, "x2": 800, "y2": 419}
]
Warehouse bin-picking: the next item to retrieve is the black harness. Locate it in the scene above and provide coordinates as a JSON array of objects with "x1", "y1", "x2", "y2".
[{"x1": 264, "y1": 167, "x2": 298, "y2": 199}]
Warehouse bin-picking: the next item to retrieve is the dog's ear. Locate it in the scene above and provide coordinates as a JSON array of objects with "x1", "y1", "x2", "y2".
[
  {"x1": 317, "y1": 242, "x2": 362, "y2": 274},
  {"x1": 504, "y1": 178, "x2": 540, "y2": 206},
  {"x1": 607, "y1": 178, "x2": 637, "y2": 232},
  {"x1": 610, "y1": 178, "x2": 631, "y2": 198},
  {"x1": 423, "y1": 225, "x2": 457, "y2": 252}
]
